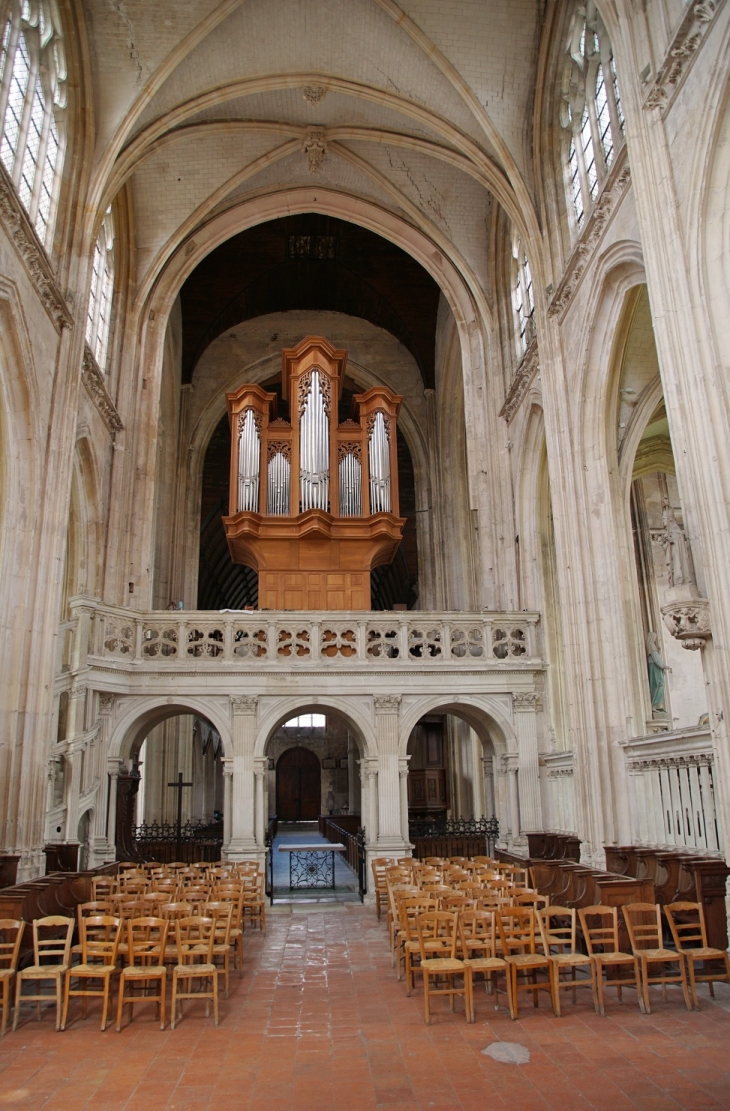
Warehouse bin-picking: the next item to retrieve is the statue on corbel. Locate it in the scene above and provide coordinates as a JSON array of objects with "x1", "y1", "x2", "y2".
[{"x1": 658, "y1": 499, "x2": 711, "y2": 651}]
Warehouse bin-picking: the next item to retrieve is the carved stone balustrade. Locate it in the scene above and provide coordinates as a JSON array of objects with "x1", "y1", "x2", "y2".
[{"x1": 68, "y1": 600, "x2": 541, "y2": 674}]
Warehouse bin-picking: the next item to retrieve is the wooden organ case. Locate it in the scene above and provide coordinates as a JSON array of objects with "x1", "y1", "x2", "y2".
[{"x1": 223, "y1": 335, "x2": 406, "y2": 610}]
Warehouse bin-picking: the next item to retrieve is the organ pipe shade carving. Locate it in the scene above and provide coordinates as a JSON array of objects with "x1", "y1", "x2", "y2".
[
  {"x1": 299, "y1": 369, "x2": 330, "y2": 511},
  {"x1": 237, "y1": 409, "x2": 261, "y2": 512},
  {"x1": 267, "y1": 451, "x2": 291, "y2": 515},
  {"x1": 368, "y1": 411, "x2": 391, "y2": 513},
  {"x1": 223, "y1": 335, "x2": 405, "y2": 610},
  {"x1": 339, "y1": 453, "x2": 362, "y2": 516}
]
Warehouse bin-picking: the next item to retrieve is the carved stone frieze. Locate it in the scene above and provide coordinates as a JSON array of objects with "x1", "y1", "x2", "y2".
[
  {"x1": 548, "y1": 153, "x2": 631, "y2": 321},
  {"x1": 628, "y1": 753, "x2": 713, "y2": 771},
  {"x1": 82, "y1": 345, "x2": 124, "y2": 435},
  {"x1": 0, "y1": 163, "x2": 73, "y2": 332},
  {"x1": 643, "y1": 1, "x2": 721, "y2": 115},
  {"x1": 373, "y1": 695, "x2": 401, "y2": 713},
  {"x1": 500, "y1": 339, "x2": 539, "y2": 424},
  {"x1": 303, "y1": 127, "x2": 327, "y2": 173},
  {"x1": 661, "y1": 593, "x2": 711, "y2": 650}
]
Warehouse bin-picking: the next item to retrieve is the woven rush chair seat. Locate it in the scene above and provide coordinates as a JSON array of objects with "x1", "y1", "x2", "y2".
[
  {"x1": 171, "y1": 916, "x2": 219, "y2": 1029},
  {"x1": 0, "y1": 920, "x2": 25, "y2": 1037},
  {"x1": 622, "y1": 903, "x2": 692, "y2": 1014},
  {"x1": 665, "y1": 901, "x2": 730, "y2": 1010},
  {"x1": 61, "y1": 915, "x2": 122, "y2": 1032},
  {"x1": 116, "y1": 917, "x2": 169, "y2": 1032},
  {"x1": 14, "y1": 916, "x2": 74, "y2": 1032},
  {"x1": 417, "y1": 911, "x2": 468, "y2": 1024}
]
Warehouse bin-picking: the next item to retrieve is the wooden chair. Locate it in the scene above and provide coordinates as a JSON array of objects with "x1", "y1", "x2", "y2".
[
  {"x1": 214, "y1": 887, "x2": 245, "y2": 975},
  {"x1": 416, "y1": 911, "x2": 467, "y2": 1024},
  {"x1": 496, "y1": 907, "x2": 557, "y2": 1020},
  {"x1": 664, "y1": 901, "x2": 730, "y2": 1008},
  {"x1": 459, "y1": 911, "x2": 506, "y2": 1022},
  {"x1": 370, "y1": 858, "x2": 392, "y2": 920},
  {"x1": 91, "y1": 877, "x2": 115, "y2": 901},
  {"x1": 241, "y1": 876, "x2": 266, "y2": 934},
  {"x1": 203, "y1": 903, "x2": 234, "y2": 996},
  {"x1": 578, "y1": 905, "x2": 644, "y2": 1015},
  {"x1": 0, "y1": 920, "x2": 25, "y2": 1036},
  {"x1": 538, "y1": 906, "x2": 596, "y2": 1016},
  {"x1": 397, "y1": 896, "x2": 438, "y2": 991},
  {"x1": 14, "y1": 916, "x2": 74, "y2": 1031},
  {"x1": 622, "y1": 903, "x2": 691, "y2": 1014},
  {"x1": 72, "y1": 902, "x2": 112, "y2": 962},
  {"x1": 61, "y1": 915, "x2": 122, "y2": 1031},
  {"x1": 513, "y1": 892, "x2": 550, "y2": 910},
  {"x1": 116, "y1": 917, "x2": 169, "y2": 1031},
  {"x1": 387, "y1": 884, "x2": 418, "y2": 962},
  {"x1": 171, "y1": 917, "x2": 219, "y2": 1029}
]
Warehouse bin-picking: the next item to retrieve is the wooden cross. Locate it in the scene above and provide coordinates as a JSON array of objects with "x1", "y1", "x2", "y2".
[{"x1": 168, "y1": 771, "x2": 193, "y2": 859}]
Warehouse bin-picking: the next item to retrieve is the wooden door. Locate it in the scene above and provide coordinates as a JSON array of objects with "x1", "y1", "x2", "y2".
[{"x1": 276, "y1": 747, "x2": 321, "y2": 821}]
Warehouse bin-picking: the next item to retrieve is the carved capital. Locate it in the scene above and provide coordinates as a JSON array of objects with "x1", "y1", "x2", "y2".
[
  {"x1": 512, "y1": 692, "x2": 541, "y2": 711},
  {"x1": 548, "y1": 153, "x2": 631, "y2": 321},
  {"x1": 0, "y1": 163, "x2": 73, "y2": 331},
  {"x1": 82, "y1": 345, "x2": 124, "y2": 436},
  {"x1": 373, "y1": 694, "x2": 401, "y2": 713},
  {"x1": 500, "y1": 339, "x2": 539, "y2": 424},
  {"x1": 661, "y1": 595, "x2": 711, "y2": 650},
  {"x1": 230, "y1": 695, "x2": 258, "y2": 714}
]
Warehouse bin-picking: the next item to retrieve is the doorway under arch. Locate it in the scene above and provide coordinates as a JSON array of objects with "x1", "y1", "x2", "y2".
[{"x1": 276, "y1": 746, "x2": 321, "y2": 822}]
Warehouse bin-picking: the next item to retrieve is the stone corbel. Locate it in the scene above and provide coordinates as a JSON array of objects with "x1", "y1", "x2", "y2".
[{"x1": 661, "y1": 587, "x2": 711, "y2": 650}]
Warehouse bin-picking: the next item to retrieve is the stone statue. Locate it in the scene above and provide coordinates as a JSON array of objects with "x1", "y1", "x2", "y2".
[
  {"x1": 660, "y1": 499, "x2": 694, "y2": 588},
  {"x1": 646, "y1": 630, "x2": 671, "y2": 714}
]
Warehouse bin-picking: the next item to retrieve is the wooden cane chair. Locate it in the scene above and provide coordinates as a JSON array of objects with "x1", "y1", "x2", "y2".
[
  {"x1": 91, "y1": 877, "x2": 116, "y2": 901},
  {"x1": 241, "y1": 875, "x2": 266, "y2": 934},
  {"x1": 458, "y1": 911, "x2": 507, "y2": 1021},
  {"x1": 171, "y1": 917, "x2": 219, "y2": 1029},
  {"x1": 416, "y1": 911, "x2": 468, "y2": 1024},
  {"x1": 14, "y1": 916, "x2": 74, "y2": 1032},
  {"x1": 203, "y1": 903, "x2": 234, "y2": 996},
  {"x1": 214, "y1": 887, "x2": 245, "y2": 974},
  {"x1": 370, "y1": 858, "x2": 392, "y2": 920},
  {"x1": 61, "y1": 915, "x2": 121, "y2": 1031},
  {"x1": 664, "y1": 901, "x2": 730, "y2": 1008},
  {"x1": 496, "y1": 907, "x2": 557, "y2": 1020},
  {"x1": 622, "y1": 903, "x2": 692, "y2": 1014},
  {"x1": 116, "y1": 917, "x2": 169, "y2": 1031},
  {"x1": 578, "y1": 905, "x2": 644, "y2": 1015},
  {"x1": 397, "y1": 897, "x2": 438, "y2": 991},
  {"x1": 538, "y1": 906, "x2": 596, "y2": 1016},
  {"x1": 0, "y1": 920, "x2": 24, "y2": 1036}
]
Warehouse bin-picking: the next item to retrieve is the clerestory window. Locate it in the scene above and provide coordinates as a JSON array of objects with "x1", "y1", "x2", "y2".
[
  {"x1": 86, "y1": 207, "x2": 115, "y2": 372},
  {"x1": 511, "y1": 234, "x2": 535, "y2": 358},
  {"x1": 561, "y1": 3, "x2": 624, "y2": 231},
  {"x1": 0, "y1": 0, "x2": 66, "y2": 250}
]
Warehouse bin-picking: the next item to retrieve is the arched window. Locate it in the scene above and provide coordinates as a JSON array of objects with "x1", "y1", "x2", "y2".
[
  {"x1": 511, "y1": 235, "x2": 535, "y2": 357},
  {"x1": 86, "y1": 207, "x2": 115, "y2": 372},
  {"x1": 561, "y1": 3, "x2": 624, "y2": 230},
  {"x1": 0, "y1": 1, "x2": 66, "y2": 249}
]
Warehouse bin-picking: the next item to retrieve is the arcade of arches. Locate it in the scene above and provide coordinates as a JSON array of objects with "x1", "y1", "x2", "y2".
[{"x1": 2, "y1": 0, "x2": 730, "y2": 986}]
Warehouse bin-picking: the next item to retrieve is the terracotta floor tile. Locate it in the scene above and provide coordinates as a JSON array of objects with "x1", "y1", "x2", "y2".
[{"x1": 3, "y1": 907, "x2": 730, "y2": 1111}]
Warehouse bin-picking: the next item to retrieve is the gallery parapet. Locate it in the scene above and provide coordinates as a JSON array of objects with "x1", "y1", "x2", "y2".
[{"x1": 65, "y1": 600, "x2": 542, "y2": 673}]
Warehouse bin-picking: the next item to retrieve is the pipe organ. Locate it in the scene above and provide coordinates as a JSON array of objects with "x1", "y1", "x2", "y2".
[{"x1": 223, "y1": 335, "x2": 405, "y2": 610}]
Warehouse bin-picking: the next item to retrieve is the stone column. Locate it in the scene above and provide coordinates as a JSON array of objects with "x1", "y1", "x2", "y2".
[
  {"x1": 222, "y1": 759, "x2": 233, "y2": 851},
  {"x1": 254, "y1": 758, "x2": 267, "y2": 848},
  {"x1": 227, "y1": 696, "x2": 258, "y2": 856},
  {"x1": 374, "y1": 696, "x2": 407, "y2": 853},
  {"x1": 482, "y1": 757, "x2": 495, "y2": 821},
  {"x1": 503, "y1": 755, "x2": 520, "y2": 844},
  {"x1": 360, "y1": 758, "x2": 378, "y2": 848},
  {"x1": 106, "y1": 757, "x2": 122, "y2": 851},
  {"x1": 347, "y1": 732, "x2": 358, "y2": 815},
  {"x1": 399, "y1": 756, "x2": 411, "y2": 846},
  {"x1": 512, "y1": 693, "x2": 543, "y2": 833}
]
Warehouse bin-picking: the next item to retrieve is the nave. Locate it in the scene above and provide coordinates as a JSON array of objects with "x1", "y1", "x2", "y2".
[{"x1": 2, "y1": 903, "x2": 730, "y2": 1110}]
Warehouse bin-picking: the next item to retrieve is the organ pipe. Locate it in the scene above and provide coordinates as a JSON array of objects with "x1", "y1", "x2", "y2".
[
  {"x1": 299, "y1": 369, "x2": 330, "y2": 511},
  {"x1": 368, "y1": 411, "x2": 391, "y2": 513},
  {"x1": 267, "y1": 451, "x2": 290, "y2": 515},
  {"x1": 237, "y1": 408, "x2": 260, "y2": 512},
  {"x1": 338, "y1": 452, "x2": 362, "y2": 516}
]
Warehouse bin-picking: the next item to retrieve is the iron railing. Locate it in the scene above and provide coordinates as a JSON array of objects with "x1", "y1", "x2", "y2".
[
  {"x1": 133, "y1": 818, "x2": 223, "y2": 864},
  {"x1": 409, "y1": 817, "x2": 499, "y2": 860}
]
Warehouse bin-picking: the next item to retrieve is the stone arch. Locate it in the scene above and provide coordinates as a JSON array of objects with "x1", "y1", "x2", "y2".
[
  {"x1": 397, "y1": 695, "x2": 515, "y2": 758},
  {"x1": 108, "y1": 697, "x2": 232, "y2": 764},
  {"x1": 255, "y1": 697, "x2": 376, "y2": 761},
  {"x1": 63, "y1": 436, "x2": 104, "y2": 610}
]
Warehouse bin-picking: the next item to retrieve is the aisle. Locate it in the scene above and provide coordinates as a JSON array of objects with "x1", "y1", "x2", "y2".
[{"x1": 271, "y1": 821, "x2": 360, "y2": 903}]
